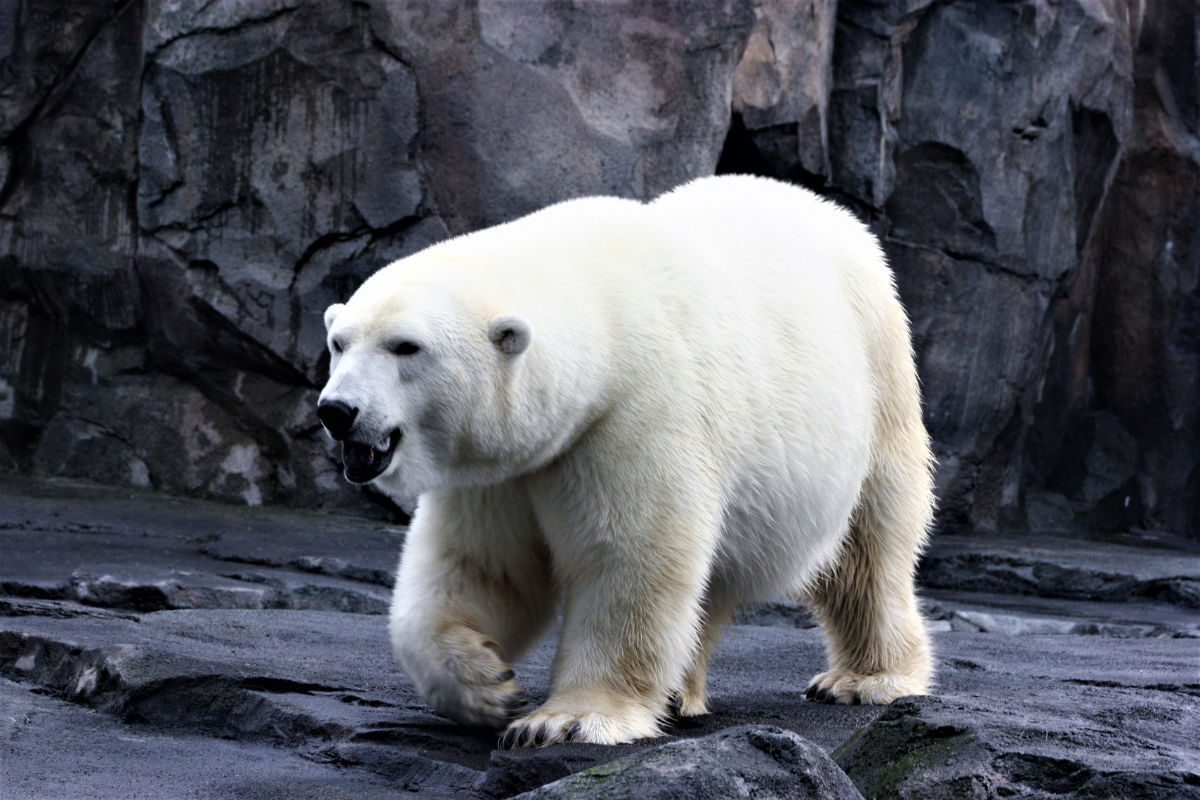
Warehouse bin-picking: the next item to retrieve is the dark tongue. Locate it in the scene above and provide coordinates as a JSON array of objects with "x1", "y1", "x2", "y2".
[{"x1": 342, "y1": 442, "x2": 377, "y2": 472}]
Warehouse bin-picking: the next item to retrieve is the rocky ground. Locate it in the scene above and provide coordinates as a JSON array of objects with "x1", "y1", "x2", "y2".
[{"x1": 1, "y1": 476, "x2": 1197, "y2": 799}]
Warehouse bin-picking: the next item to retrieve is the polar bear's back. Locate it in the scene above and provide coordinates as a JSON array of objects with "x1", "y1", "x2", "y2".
[{"x1": 649, "y1": 176, "x2": 894, "y2": 346}]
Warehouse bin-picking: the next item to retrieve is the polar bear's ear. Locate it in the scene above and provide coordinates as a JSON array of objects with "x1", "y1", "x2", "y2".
[
  {"x1": 324, "y1": 304, "x2": 345, "y2": 332},
  {"x1": 488, "y1": 313, "x2": 533, "y2": 356}
]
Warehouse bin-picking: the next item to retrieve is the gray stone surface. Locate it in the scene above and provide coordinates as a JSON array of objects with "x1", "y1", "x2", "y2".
[
  {"x1": 0, "y1": 475, "x2": 403, "y2": 603},
  {"x1": 1, "y1": 478, "x2": 1197, "y2": 798},
  {"x1": 0, "y1": 0, "x2": 1195, "y2": 540}
]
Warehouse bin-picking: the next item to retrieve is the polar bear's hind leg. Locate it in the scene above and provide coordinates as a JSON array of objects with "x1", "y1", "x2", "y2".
[
  {"x1": 672, "y1": 607, "x2": 732, "y2": 718},
  {"x1": 803, "y1": 394, "x2": 935, "y2": 704},
  {"x1": 804, "y1": 507, "x2": 932, "y2": 704},
  {"x1": 804, "y1": 258, "x2": 936, "y2": 705}
]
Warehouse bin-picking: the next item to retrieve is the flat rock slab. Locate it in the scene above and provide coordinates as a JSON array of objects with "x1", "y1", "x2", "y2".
[
  {"x1": 1, "y1": 478, "x2": 1198, "y2": 798},
  {"x1": 3, "y1": 610, "x2": 1196, "y2": 798},
  {"x1": 0, "y1": 476, "x2": 402, "y2": 608},
  {"x1": 0, "y1": 677, "x2": 426, "y2": 800},
  {"x1": 921, "y1": 534, "x2": 1200, "y2": 608},
  {"x1": 0, "y1": 608, "x2": 881, "y2": 769},
  {"x1": 923, "y1": 589, "x2": 1200, "y2": 637}
]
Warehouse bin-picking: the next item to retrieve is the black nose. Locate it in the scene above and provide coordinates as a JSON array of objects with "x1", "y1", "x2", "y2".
[{"x1": 317, "y1": 399, "x2": 358, "y2": 440}]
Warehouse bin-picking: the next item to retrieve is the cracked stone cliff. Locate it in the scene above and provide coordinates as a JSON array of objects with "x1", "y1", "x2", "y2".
[{"x1": 0, "y1": 0, "x2": 1196, "y2": 540}]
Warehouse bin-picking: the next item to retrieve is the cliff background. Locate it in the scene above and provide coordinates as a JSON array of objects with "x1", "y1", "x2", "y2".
[{"x1": 1, "y1": 0, "x2": 1196, "y2": 540}]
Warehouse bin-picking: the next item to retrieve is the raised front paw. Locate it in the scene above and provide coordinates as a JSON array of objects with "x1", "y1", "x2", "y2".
[
  {"x1": 498, "y1": 692, "x2": 662, "y2": 747},
  {"x1": 804, "y1": 669, "x2": 928, "y2": 705},
  {"x1": 418, "y1": 627, "x2": 528, "y2": 729}
]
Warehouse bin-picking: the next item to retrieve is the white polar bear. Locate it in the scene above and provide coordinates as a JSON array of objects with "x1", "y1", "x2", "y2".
[{"x1": 318, "y1": 175, "x2": 935, "y2": 747}]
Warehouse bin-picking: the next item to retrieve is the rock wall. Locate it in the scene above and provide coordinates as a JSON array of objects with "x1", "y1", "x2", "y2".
[{"x1": 0, "y1": 0, "x2": 1196, "y2": 537}]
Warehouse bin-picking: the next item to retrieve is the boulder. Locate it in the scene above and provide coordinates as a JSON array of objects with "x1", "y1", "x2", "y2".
[
  {"x1": 514, "y1": 725, "x2": 864, "y2": 799},
  {"x1": 836, "y1": 694, "x2": 1200, "y2": 800},
  {"x1": 730, "y1": 0, "x2": 839, "y2": 183},
  {"x1": 378, "y1": 0, "x2": 754, "y2": 233}
]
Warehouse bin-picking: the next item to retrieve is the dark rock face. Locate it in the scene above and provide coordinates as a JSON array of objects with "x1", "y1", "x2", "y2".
[
  {"x1": 755, "y1": 0, "x2": 1141, "y2": 536},
  {"x1": 1086, "y1": 0, "x2": 1200, "y2": 540},
  {"x1": 723, "y1": 0, "x2": 1197, "y2": 540},
  {"x1": 0, "y1": 0, "x2": 1196, "y2": 539},
  {"x1": 0, "y1": 0, "x2": 756, "y2": 520},
  {"x1": 137, "y1": 1, "x2": 427, "y2": 386}
]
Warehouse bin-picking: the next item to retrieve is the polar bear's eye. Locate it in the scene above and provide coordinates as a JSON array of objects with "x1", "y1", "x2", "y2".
[
  {"x1": 390, "y1": 341, "x2": 421, "y2": 357},
  {"x1": 331, "y1": 340, "x2": 344, "y2": 354}
]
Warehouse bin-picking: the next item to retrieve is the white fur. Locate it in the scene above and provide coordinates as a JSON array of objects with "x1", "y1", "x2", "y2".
[{"x1": 320, "y1": 175, "x2": 934, "y2": 746}]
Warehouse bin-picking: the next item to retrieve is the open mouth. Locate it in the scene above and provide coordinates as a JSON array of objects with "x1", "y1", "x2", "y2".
[{"x1": 342, "y1": 429, "x2": 400, "y2": 484}]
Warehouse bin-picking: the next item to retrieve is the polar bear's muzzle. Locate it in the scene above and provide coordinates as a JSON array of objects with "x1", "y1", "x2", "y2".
[
  {"x1": 317, "y1": 398, "x2": 402, "y2": 483},
  {"x1": 341, "y1": 428, "x2": 401, "y2": 484}
]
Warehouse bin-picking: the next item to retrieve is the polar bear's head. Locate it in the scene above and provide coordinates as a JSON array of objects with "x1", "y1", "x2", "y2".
[{"x1": 317, "y1": 278, "x2": 534, "y2": 500}]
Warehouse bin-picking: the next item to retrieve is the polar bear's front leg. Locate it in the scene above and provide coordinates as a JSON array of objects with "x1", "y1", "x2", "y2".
[
  {"x1": 498, "y1": 536, "x2": 709, "y2": 746},
  {"x1": 504, "y1": 446, "x2": 720, "y2": 747},
  {"x1": 389, "y1": 488, "x2": 554, "y2": 730}
]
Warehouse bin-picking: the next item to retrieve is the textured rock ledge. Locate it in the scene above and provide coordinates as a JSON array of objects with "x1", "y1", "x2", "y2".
[{"x1": 1, "y1": 477, "x2": 1197, "y2": 799}]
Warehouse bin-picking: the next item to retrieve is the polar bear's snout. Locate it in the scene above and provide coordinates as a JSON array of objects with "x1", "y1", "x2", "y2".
[
  {"x1": 316, "y1": 399, "x2": 358, "y2": 439},
  {"x1": 317, "y1": 399, "x2": 402, "y2": 484}
]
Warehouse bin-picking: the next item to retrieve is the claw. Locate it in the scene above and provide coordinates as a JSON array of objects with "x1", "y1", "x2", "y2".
[
  {"x1": 806, "y1": 683, "x2": 837, "y2": 703},
  {"x1": 565, "y1": 722, "x2": 581, "y2": 742},
  {"x1": 497, "y1": 669, "x2": 515, "y2": 682},
  {"x1": 533, "y1": 725, "x2": 548, "y2": 747},
  {"x1": 499, "y1": 727, "x2": 519, "y2": 750}
]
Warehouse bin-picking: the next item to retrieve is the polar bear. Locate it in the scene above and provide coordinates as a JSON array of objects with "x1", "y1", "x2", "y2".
[{"x1": 317, "y1": 175, "x2": 934, "y2": 747}]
